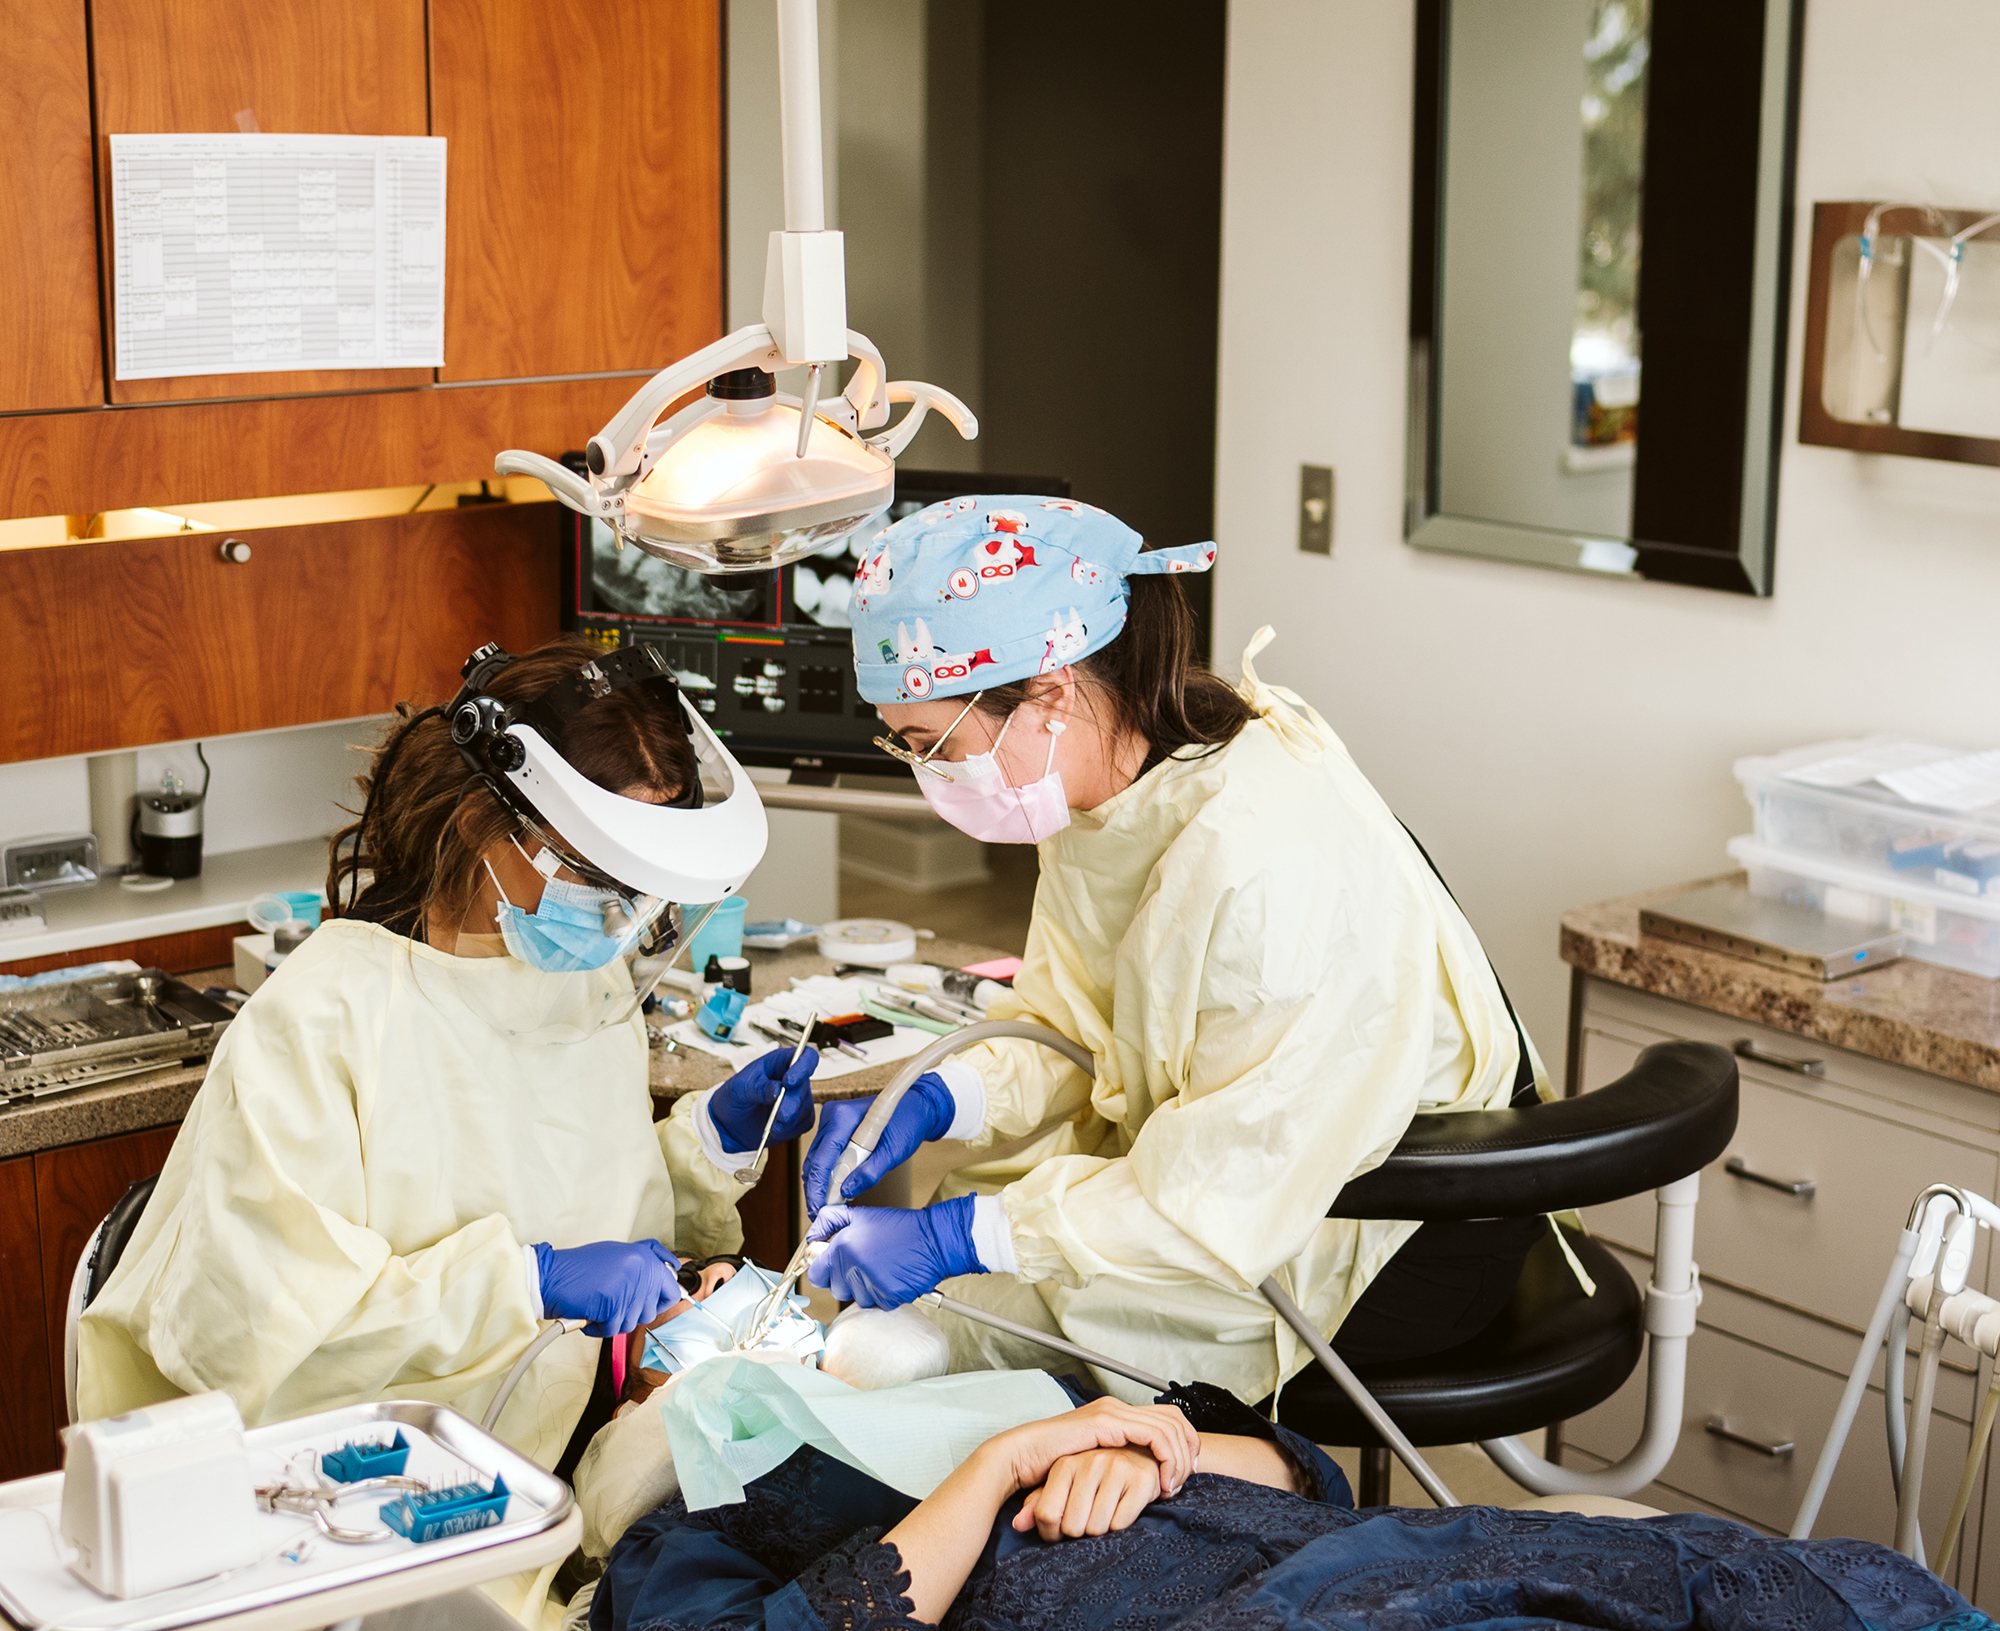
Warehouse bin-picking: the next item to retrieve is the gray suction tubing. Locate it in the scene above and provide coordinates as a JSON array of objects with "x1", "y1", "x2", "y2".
[{"x1": 823, "y1": 1020, "x2": 1096, "y2": 1202}]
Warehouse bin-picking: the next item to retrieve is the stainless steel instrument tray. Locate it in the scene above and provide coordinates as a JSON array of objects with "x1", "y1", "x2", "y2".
[
  {"x1": 0, "y1": 968, "x2": 235, "y2": 1105},
  {"x1": 0, "y1": 1400, "x2": 575, "y2": 1631}
]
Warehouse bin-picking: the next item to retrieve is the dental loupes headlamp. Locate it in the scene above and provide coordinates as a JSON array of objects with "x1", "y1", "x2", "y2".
[
  {"x1": 447, "y1": 641, "x2": 768, "y2": 908},
  {"x1": 492, "y1": 0, "x2": 976, "y2": 574}
]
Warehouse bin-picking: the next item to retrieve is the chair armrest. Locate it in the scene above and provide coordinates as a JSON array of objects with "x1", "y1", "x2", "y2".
[{"x1": 1327, "y1": 1041, "x2": 1737, "y2": 1221}]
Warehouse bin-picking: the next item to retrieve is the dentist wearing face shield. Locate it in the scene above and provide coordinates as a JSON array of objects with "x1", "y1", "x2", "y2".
[
  {"x1": 803, "y1": 499, "x2": 1549, "y2": 1409},
  {"x1": 79, "y1": 637, "x2": 817, "y2": 1612}
]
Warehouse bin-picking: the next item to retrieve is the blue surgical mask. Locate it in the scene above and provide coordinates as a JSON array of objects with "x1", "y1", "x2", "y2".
[
  {"x1": 484, "y1": 847, "x2": 630, "y2": 973},
  {"x1": 642, "y1": 1262, "x2": 823, "y2": 1376}
]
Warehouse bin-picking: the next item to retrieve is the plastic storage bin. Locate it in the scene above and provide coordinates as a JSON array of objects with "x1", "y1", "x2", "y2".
[
  {"x1": 1728, "y1": 835, "x2": 2000, "y2": 979},
  {"x1": 1734, "y1": 739, "x2": 2000, "y2": 896}
]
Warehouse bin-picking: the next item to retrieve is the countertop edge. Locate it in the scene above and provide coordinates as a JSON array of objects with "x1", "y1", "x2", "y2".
[{"x1": 1561, "y1": 886, "x2": 2000, "y2": 1094}]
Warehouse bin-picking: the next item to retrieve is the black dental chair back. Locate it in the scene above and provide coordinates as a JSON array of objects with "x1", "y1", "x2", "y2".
[{"x1": 1272, "y1": 1040, "x2": 1737, "y2": 1498}]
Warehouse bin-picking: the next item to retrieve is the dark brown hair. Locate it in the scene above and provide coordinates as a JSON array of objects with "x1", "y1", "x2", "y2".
[
  {"x1": 972, "y1": 566, "x2": 1257, "y2": 766},
  {"x1": 326, "y1": 636, "x2": 698, "y2": 940}
]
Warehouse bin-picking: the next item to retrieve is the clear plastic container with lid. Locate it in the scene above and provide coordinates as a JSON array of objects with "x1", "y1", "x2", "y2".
[
  {"x1": 1727, "y1": 834, "x2": 2000, "y2": 979},
  {"x1": 1734, "y1": 738, "x2": 2000, "y2": 898}
]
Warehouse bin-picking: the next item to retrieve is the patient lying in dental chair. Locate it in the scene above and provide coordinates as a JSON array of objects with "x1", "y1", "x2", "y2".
[
  {"x1": 577, "y1": 1260, "x2": 1982, "y2": 1631},
  {"x1": 573, "y1": 1256, "x2": 953, "y2": 1558}
]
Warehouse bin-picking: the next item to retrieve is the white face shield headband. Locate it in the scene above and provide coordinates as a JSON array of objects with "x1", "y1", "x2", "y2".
[
  {"x1": 398, "y1": 642, "x2": 767, "y2": 1042},
  {"x1": 447, "y1": 641, "x2": 770, "y2": 907}
]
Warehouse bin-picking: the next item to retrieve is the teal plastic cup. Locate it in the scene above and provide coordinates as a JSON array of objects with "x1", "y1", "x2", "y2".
[{"x1": 684, "y1": 896, "x2": 748, "y2": 971}]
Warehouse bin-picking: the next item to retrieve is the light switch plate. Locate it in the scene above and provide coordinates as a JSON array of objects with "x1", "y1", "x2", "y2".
[{"x1": 1298, "y1": 464, "x2": 1333, "y2": 555}]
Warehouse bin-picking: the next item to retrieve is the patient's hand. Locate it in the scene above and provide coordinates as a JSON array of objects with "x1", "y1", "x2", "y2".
[
  {"x1": 983, "y1": 1398, "x2": 1197, "y2": 1507},
  {"x1": 1015, "y1": 1445, "x2": 1161, "y2": 1540}
]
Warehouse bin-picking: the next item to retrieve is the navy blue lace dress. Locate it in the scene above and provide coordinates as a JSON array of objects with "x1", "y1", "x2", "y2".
[{"x1": 590, "y1": 1383, "x2": 1991, "y2": 1631}]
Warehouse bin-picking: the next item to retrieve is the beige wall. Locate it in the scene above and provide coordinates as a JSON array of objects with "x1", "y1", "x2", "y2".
[{"x1": 1213, "y1": 0, "x2": 2000, "y2": 1080}]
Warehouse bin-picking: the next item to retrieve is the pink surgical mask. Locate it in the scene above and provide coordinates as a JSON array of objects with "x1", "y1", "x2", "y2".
[{"x1": 915, "y1": 710, "x2": 1071, "y2": 844}]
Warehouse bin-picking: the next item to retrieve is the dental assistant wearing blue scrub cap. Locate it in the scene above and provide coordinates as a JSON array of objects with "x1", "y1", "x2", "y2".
[
  {"x1": 79, "y1": 637, "x2": 819, "y2": 1507},
  {"x1": 802, "y1": 498, "x2": 1550, "y2": 1408}
]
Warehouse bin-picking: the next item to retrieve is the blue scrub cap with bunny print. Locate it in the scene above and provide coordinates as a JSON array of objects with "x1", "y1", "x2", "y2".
[{"x1": 847, "y1": 495, "x2": 1216, "y2": 704}]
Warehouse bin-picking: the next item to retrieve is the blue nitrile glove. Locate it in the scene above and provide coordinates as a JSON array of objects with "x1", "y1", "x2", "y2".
[
  {"x1": 710, "y1": 1045, "x2": 822, "y2": 1152},
  {"x1": 805, "y1": 1196, "x2": 983, "y2": 1308},
  {"x1": 531, "y1": 1239, "x2": 683, "y2": 1337},
  {"x1": 802, "y1": 1073, "x2": 956, "y2": 1214}
]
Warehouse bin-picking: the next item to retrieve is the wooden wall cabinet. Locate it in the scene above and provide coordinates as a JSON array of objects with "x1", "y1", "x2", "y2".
[
  {"x1": 432, "y1": 0, "x2": 724, "y2": 383},
  {"x1": 0, "y1": 1124, "x2": 180, "y2": 1480},
  {"x1": 89, "y1": 0, "x2": 434, "y2": 405},
  {"x1": 0, "y1": 0, "x2": 724, "y2": 518},
  {"x1": 0, "y1": 502, "x2": 561, "y2": 763},
  {"x1": 0, "y1": 0, "x2": 105, "y2": 413}
]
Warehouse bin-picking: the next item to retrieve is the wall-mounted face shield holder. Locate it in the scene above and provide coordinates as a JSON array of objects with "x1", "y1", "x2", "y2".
[{"x1": 423, "y1": 641, "x2": 771, "y2": 1044}]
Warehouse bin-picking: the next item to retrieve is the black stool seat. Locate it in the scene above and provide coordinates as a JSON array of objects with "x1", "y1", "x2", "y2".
[{"x1": 1267, "y1": 1224, "x2": 1642, "y2": 1448}]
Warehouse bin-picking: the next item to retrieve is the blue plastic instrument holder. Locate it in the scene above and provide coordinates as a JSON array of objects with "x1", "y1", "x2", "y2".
[
  {"x1": 696, "y1": 986, "x2": 747, "y2": 1042},
  {"x1": 380, "y1": 1475, "x2": 511, "y2": 1544},
  {"x1": 322, "y1": 1430, "x2": 411, "y2": 1483}
]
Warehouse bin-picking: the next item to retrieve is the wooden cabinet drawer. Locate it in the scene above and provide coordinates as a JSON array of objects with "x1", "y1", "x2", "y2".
[
  {"x1": 1566, "y1": 1318, "x2": 1977, "y2": 1593},
  {"x1": 1576, "y1": 1020, "x2": 1998, "y2": 1328}
]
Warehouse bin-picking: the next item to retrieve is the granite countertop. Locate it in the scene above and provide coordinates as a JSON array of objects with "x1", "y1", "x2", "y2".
[
  {"x1": 1563, "y1": 872, "x2": 2000, "y2": 1091},
  {"x1": 649, "y1": 937, "x2": 1008, "y2": 1103}
]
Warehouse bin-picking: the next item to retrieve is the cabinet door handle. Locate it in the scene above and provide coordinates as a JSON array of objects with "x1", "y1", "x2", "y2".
[
  {"x1": 1706, "y1": 1416, "x2": 1794, "y2": 1459},
  {"x1": 1734, "y1": 1040, "x2": 1825, "y2": 1076},
  {"x1": 1725, "y1": 1155, "x2": 1817, "y2": 1199}
]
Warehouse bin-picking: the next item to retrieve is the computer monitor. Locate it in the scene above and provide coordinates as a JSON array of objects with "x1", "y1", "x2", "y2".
[{"x1": 563, "y1": 469, "x2": 1070, "y2": 774}]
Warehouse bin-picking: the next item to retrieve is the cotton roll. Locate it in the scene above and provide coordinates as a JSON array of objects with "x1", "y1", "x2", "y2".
[{"x1": 820, "y1": 1305, "x2": 952, "y2": 1390}]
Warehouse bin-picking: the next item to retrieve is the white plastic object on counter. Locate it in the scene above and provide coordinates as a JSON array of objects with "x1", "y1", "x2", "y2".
[
  {"x1": 60, "y1": 1390, "x2": 261, "y2": 1598},
  {"x1": 883, "y1": 962, "x2": 1006, "y2": 1012},
  {"x1": 816, "y1": 918, "x2": 918, "y2": 967}
]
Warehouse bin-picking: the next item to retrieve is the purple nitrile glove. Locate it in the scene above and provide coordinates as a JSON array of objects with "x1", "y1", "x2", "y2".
[
  {"x1": 804, "y1": 1195, "x2": 984, "y2": 1308},
  {"x1": 801, "y1": 1072, "x2": 957, "y2": 1214},
  {"x1": 711, "y1": 1045, "x2": 822, "y2": 1152},
  {"x1": 531, "y1": 1238, "x2": 683, "y2": 1337}
]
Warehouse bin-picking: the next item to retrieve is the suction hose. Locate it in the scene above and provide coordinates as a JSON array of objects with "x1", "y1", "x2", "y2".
[{"x1": 822, "y1": 1020, "x2": 1095, "y2": 1201}]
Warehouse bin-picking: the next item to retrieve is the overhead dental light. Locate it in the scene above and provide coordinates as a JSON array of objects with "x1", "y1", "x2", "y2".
[{"x1": 495, "y1": 0, "x2": 977, "y2": 575}]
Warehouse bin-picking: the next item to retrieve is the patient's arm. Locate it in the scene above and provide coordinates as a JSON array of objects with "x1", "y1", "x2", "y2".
[
  {"x1": 1191, "y1": 1431, "x2": 1304, "y2": 1494},
  {"x1": 884, "y1": 1398, "x2": 1198, "y2": 1623}
]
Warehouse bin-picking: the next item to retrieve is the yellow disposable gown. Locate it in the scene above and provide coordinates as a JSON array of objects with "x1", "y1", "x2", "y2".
[
  {"x1": 79, "y1": 919, "x2": 745, "y2": 1469},
  {"x1": 936, "y1": 628, "x2": 1546, "y2": 1405}
]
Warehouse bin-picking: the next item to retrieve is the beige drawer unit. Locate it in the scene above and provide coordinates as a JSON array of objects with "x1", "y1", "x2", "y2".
[
  {"x1": 1561, "y1": 973, "x2": 2000, "y2": 1611},
  {"x1": 1577, "y1": 994, "x2": 1999, "y2": 1327}
]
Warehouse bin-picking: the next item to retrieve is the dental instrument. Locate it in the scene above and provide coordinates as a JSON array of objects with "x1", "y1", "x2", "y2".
[{"x1": 734, "y1": 1010, "x2": 817, "y2": 1185}]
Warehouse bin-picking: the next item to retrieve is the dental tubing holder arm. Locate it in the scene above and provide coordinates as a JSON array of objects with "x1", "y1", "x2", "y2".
[
  {"x1": 1477, "y1": 1172, "x2": 1704, "y2": 1499},
  {"x1": 493, "y1": 0, "x2": 975, "y2": 558},
  {"x1": 825, "y1": 1022, "x2": 1464, "y2": 1509},
  {"x1": 1791, "y1": 1184, "x2": 2000, "y2": 1564}
]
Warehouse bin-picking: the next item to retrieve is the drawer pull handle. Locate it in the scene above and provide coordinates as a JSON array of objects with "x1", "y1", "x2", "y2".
[
  {"x1": 1725, "y1": 1155, "x2": 1816, "y2": 1199},
  {"x1": 1706, "y1": 1416, "x2": 1794, "y2": 1459},
  {"x1": 1733, "y1": 1040, "x2": 1825, "y2": 1076}
]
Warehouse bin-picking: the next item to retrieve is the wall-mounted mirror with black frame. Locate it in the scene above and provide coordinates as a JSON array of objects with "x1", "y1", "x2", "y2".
[{"x1": 1405, "y1": 0, "x2": 1804, "y2": 595}]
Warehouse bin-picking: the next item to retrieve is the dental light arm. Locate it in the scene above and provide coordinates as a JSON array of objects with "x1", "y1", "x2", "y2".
[{"x1": 493, "y1": 0, "x2": 975, "y2": 573}]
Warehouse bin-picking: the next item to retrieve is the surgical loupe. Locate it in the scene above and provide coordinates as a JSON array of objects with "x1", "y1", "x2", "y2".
[{"x1": 495, "y1": 0, "x2": 976, "y2": 573}]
